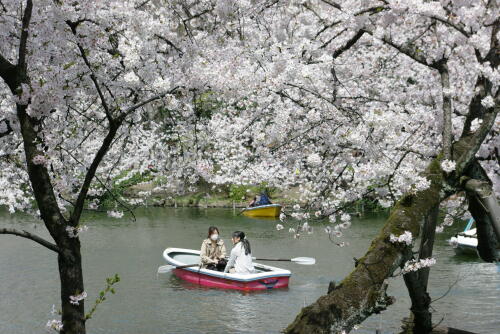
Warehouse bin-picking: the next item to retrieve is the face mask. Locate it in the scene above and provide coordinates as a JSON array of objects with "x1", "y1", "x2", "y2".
[{"x1": 210, "y1": 234, "x2": 219, "y2": 241}]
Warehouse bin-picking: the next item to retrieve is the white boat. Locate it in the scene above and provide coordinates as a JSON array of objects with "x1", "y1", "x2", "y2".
[{"x1": 449, "y1": 219, "x2": 477, "y2": 256}]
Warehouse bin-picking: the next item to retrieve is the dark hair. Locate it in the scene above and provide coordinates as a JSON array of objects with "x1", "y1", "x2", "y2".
[
  {"x1": 207, "y1": 226, "x2": 219, "y2": 238},
  {"x1": 232, "y1": 231, "x2": 251, "y2": 255}
]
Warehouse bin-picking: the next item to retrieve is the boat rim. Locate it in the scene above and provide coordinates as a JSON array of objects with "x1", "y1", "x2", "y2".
[
  {"x1": 163, "y1": 247, "x2": 291, "y2": 282},
  {"x1": 243, "y1": 204, "x2": 282, "y2": 211}
]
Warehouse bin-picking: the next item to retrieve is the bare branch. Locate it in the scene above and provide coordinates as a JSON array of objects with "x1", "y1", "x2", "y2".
[
  {"x1": 66, "y1": 20, "x2": 114, "y2": 122},
  {"x1": 118, "y1": 86, "x2": 180, "y2": 121},
  {"x1": 69, "y1": 122, "x2": 119, "y2": 225},
  {"x1": 154, "y1": 34, "x2": 184, "y2": 55},
  {"x1": 427, "y1": 15, "x2": 470, "y2": 38},
  {"x1": 319, "y1": 0, "x2": 341, "y2": 10},
  {"x1": 0, "y1": 228, "x2": 60, "y2": 253},
  {"x1": 315, "y1": 5, "x2": 387, "y2": 39},
  {"x1": 366, "y1": 29, "x2": 437, "y2": 68},
  {"x1": 135, "y1": 0, "x2": 152, "y2": 9},
  {"x1": 331, "y1": 30, "x2": 365, "y2": 58}
]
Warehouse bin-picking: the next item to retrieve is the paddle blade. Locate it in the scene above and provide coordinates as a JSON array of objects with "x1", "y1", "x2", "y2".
[
  {"x1": 157, "y1": 265, "x2": 175, "y2": 273},
  {"x1": 291, "y1": 257, "x2": 316, "y2": 265}
]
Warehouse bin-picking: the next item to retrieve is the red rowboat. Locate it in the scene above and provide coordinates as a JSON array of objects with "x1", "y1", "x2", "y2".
[{"x1": 163, "y1": 248, "x2": 291, "y2": 291}]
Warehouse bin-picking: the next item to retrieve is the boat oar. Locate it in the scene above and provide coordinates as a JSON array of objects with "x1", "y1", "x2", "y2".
[
  {"x1": 157, "y1": 263, "x2": 200, "y2": 273},
  {"x1": 252, "y1": 257, "x2": 316, "y2": 265},
  {"x1": 237, "y1": 208, "x2": 248, "y2": 216}
]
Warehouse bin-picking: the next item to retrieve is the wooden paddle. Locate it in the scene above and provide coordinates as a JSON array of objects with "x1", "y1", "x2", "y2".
[
  {"x1": 158, "y1": 256, "x2": 316, "y2": 274},
  {"x1": 157, "y1": 263, "x2": 199, "y2": 273}
]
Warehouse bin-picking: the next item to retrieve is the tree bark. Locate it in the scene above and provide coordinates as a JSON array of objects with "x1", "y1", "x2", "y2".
[
  {"x1": 439, "y1": 63, "x2": 453, "y2": 160},
  {"x1": 418, "y1": 205, "x2": 438, "y2": 290},
  {"x1": 462, "y1": 163, "x2": 500, "y2": 262},
  {"x1": 58, "y1": 241, "x2": 86, "y2": 334},
  {"x1": 401, "y1": 204, "x2": 438, "y2": 334}
]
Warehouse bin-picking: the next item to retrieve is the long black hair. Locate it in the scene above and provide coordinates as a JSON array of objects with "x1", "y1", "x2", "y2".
[{"x1": 233, "y1": 231, "x2": 251, "y2": 255}]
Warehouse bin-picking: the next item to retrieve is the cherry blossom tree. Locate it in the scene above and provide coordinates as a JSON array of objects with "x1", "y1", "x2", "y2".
[
  {"x1": 1, "y1": 1, "x2": 498, "y2": 334},
  {"x1": 0, "y1": 1, "x2": 232, "y2": 333},
  {"x1": 192, "y1": 1, "x2": 498, "y2": 333}
]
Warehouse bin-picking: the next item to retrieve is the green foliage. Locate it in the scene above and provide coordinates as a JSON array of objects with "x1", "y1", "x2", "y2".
[
  {"x1": 85, "y1": 274, "x2": 120, "y2": 320},
  {"x1": 228, "y1": 183, "x2": 276, "y2": 201},
  {"x1": 228, "y1": 185, "x2": 248, "y2": 201},
  {"x1": 98, "y1": 170, "x2": 153, "y2": 208}
]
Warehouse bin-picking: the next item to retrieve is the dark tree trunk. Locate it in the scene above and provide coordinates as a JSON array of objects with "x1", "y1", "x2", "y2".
[
  {"x1": 402, "y1": 204, "x2": 439, "y2": 334},
  {"x1": 58, "y1": 240, "x2": 86, "y2": 334},
  {"x1": 403, "y1": 271, "x2": 432, "y2": 334},
  {"x1": 464, "y1": 161, "x2": 499, "y2": 262}
]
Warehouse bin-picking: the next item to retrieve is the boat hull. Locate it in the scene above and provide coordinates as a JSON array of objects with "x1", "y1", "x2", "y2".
[
  {"x1": 172, "y1": 268, "x2": 290, "y2": 290},
  {"x1": 449, "y1": 228, "x2": 478, "y2": 256},
  {"x1": 163, "y1": 248, "x2": 291, "y2": 291},
  {"x1": 242, "y1": 204, "x2": 282, "y2": 218}
]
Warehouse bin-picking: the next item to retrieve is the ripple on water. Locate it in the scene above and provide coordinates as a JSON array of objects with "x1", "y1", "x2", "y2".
[{"x1": 1, "y1": 208, "x2": 498, "y2": 334}]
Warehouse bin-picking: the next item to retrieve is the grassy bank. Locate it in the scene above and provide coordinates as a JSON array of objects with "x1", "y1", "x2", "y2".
[{"x1": 125, "y1": 182, "x2": 300, "y2": 208}]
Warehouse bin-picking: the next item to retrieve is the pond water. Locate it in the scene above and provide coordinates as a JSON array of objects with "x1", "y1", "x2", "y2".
[{"x1": 0, "y1": 208, "x2": 498, "y2": 333}]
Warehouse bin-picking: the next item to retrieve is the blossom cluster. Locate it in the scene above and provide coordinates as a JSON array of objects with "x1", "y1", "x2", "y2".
[
  {"x1": 69, "y1": 291, "x2": 87, "y2": 306},
  {"x1": 65, "y1": 225, "x2": 89, "y2": 238},
  {"x1": 401, "y1": 258, "x2": 436, "y2": 274},
  {"x1": 441, "y1": 160, "x2": 456, "y2": 173},
  {"x1": 46, "y1": 319, "x2": 63, "y2": 332},
  {"x1": 389, "y1": 231, "x2": 413, "y2": 246},
  {"x1": 107, "y1": 210, "x2": 124, "y2": 219}
]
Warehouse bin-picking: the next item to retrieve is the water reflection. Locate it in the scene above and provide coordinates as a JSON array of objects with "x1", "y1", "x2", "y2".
[{"x1": 1, "y1": 208, "x2": 498, "y2": 334}]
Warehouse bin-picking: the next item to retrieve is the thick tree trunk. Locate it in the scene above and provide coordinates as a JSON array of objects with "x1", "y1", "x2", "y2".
[
  {"x1": 403, "y1": 271, "x2": 432, "y2": 334},
  {"x1": 58, "y1": 240, "x2": 86, "y2": 334},
  {"x1": 462, "y1": 161, "x2": 499, "y2": 262},
  {"x1": 417, "y1": 205, "x2": 438, "y2": 291},
  {"x1": 401, "y1": 204, "x2": 439, "y2": 334},
  {"x1": 284, "y1": 158, "x2": 445, "y2": 334}
]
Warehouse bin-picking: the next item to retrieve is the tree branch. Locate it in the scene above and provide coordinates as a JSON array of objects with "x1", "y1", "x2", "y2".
[
  {"x1": 18, "y1": 0, "x2": 33, "y2": 70},
  {"x1": 0, "y1": 228, "x2": 60, "y2": 253},
  {"x1": 154, "y1": 34, "x2": 184, "y2": 56},
  {"x1": 319, "y1": 0, "x2": 341, "y2": 10},
  {"x1": 0, "y1": 119, "x2": 13, "y2": 138},
  {"x1": 365, "y1": 29, "x2": 440, "y2": 69},
  {"x1": 438, "y1": 62, "x2": 452, "y2": 160},
  {"x1": 0, "y1": 52, "x2": 16, "y2": 80},
  {"x1": 69, "y1": 122, "x2": 119, "y2": 225},
  {"x1": 426, "y1": 15, "x2": 470, "y2": 38},
  {"x1": 66, "y1": 20, "x2": 114, "y2": 122},
  {"x1": 455, "y1": 99, "x2": 498, "y2": 175},
  {"x1": 118, "y1": 86, "x2": 180, "y2": 121},
  {"x1": 331, "y1": 30, "x2": 365, "y2": 57}
]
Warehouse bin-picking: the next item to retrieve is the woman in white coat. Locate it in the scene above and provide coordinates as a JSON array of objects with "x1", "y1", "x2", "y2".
[{"x1": 224, "y1": 231, "x2": 255, "y2": 274}]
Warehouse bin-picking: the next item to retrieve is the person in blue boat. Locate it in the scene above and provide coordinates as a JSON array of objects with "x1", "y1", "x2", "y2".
[
  {"x1": 256, "y1": 192, "x2": 272, "y2": 206},
  {"x1": 200, "y1": 226, "x2": 227, "y2": 271},
  {"x1": 224, "y1": 231, "x2": 255, "y2": 274}
]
